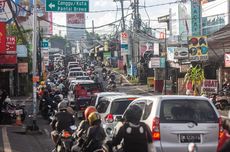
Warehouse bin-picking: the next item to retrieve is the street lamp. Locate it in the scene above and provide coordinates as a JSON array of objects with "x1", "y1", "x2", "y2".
[{"x1": 153, "y1": 28, "x2": 167, "y2": 95}]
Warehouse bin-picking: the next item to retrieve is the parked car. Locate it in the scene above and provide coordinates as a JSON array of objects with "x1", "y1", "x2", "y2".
[
  {"x1": 97, "y1": 95, "x2": 141, "y2": 140},
  {"x1": 90, "y1": 92, "x2": 127, "y2": 107},
  {"x1": 123, "y1": 95, "x2": 221, "y2": 152}
]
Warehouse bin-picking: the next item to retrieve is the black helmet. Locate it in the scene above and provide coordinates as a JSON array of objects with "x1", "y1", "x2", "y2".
[{"x1": 124, "y1": 105, "x2": 142, "y2": 124}]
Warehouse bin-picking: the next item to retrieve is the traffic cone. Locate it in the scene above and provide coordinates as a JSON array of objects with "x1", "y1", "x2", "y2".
[{"x1": 15, "y1": 114, "x2": 22, "y2": 126}]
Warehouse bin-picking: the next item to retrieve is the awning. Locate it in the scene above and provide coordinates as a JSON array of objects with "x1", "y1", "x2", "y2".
[{"x1": 207, "y1": 24, "x2": 230, "y2": 61}]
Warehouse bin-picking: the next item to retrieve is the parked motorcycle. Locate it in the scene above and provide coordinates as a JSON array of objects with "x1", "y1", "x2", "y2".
[
  {"x1": 210, "y1": 90, "x2": 230, "y2": 110},
  {"x1": 1, "y1": 99, "x2": 26, "y2": 124}
]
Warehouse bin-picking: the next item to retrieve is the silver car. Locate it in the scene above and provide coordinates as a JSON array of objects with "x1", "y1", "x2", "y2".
[{"x1": 127, "y1": 95, "x2": 221, "y2": 152}]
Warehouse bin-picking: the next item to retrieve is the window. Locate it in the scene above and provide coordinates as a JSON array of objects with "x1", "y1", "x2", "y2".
[
  {"x1": 160, "y1": 99, "x2": 218, "y2": 123},
  {"x1": 110, "y1": 100, "x2": 133, "y2": 115},
  {"x1": 143, "y1": 101, "x2": 153, "y2": 120},
  {"x1": 96, "y1": 99, "x2": 109, "y2": 113}
]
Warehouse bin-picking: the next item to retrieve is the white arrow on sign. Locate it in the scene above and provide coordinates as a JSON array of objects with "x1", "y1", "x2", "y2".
[{"x1": 49, "y1": 3, "x2": 55, "y2": 9}]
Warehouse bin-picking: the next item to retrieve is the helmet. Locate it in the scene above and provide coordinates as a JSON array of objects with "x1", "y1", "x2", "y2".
[
  {"x1": 88, "y1": 112, "x2": 101, "y2": 126},
  {"x1": 124, "y1": 105, "x2": 142, "y2": 124},
  {"x1": 84, "y1": 106, "x2": 97, "y2": 119},
  {"x1": 58, "y1": 101, "x2": 68, "y2": 111},
  {"x1": 40, "y1": 81, "x2": 45, "y2": 85}
]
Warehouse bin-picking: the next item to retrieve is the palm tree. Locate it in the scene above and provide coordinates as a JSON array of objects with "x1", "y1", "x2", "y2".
[{"x1": 183, "y1": 65, "x2": 205, "y2": 96}]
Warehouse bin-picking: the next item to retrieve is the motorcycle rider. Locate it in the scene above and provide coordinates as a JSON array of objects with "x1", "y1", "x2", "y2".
[
  {"x1": 71, "y1": 106, "x2": 97, "y2": 152},
  {"x1": 50, "y1": 100, "x2": 75, "y2": 145},
  {"x1": 80, "y1": 112, "x2": 106, "y2": 152},
  {"x1": 109, "y1": 105, "x2": 154, "y2": 152}
]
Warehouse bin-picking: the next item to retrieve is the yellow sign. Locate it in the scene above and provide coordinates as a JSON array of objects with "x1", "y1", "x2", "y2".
[{"x1": 188, "y1": 36, "x2": 208, "y2": 61}]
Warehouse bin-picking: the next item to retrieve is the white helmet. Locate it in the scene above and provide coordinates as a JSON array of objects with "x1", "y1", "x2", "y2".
[{"x1": 58, "y1": 101, "x2": 68, "y2": 111}]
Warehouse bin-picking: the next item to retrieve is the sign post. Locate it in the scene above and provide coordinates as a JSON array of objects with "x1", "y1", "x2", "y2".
[{"x1": 45, "y1": 0, "x2": 89, "y2": 12}]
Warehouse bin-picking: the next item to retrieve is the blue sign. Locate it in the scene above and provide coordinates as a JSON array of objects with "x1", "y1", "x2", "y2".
[
  {"x1": 160, "y1": 57, "x2": 165, "y2": 68},
  {"x1": 191, "y1": 1, "x2": 201, "y2": 36}
]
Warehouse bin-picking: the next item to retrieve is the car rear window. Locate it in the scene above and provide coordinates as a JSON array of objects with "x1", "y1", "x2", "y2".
[
  {"x1": 110, "y1": 99, "x2": 133, "y2": 115},
  {"x1": 160, "y1": 99, "x2": 218, "y2": 123}
]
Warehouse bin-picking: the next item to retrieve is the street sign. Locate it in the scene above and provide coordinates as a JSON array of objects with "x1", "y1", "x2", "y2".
[
  {"x1": 41, "y1": 41, "x2": 49, "y2": 48},
  {"x1": 45, "y1": 0, "x2": 89, "y2": 12}
]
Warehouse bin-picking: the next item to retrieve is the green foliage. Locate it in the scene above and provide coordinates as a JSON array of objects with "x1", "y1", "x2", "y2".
[{"x1": 6, "y1": 24, "x2": 32, "y2": 45}]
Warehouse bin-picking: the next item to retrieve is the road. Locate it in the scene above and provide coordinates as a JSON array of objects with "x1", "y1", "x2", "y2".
[{"x1": 0, "y1": 67, "x2": 228, "y2": 152}]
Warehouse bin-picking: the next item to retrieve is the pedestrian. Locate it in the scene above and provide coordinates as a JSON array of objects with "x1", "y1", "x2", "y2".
[{"x1": 123, "y1": 64, "x2": 127, "y2": 75}]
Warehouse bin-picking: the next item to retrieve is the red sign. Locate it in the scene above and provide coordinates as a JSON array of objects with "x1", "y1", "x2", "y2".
[
  {"x1": 6, "y1": 36, "x2": 17, "y2": 54},
  {"x1": 225, "y1": 53, "x2": 230, "y2": 67},
  {"x1": 0, "y1": 22, "x2": 6, "y2": 54},
  {"x1": 0, "y1": 55, "x2": 17, "y2": 64},
  {"x1": 67, "y1": 13, "x2": 85, "y2": 24}
]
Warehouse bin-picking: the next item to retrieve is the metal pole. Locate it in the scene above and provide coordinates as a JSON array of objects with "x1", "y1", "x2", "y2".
[
  {"x1": 120, "y1": 0, "x2": 125, "y2": 31},
  {"x1": 164, "y1": 28, "x2": 167, "y2": 95},
  {"x1": 31, "y1": 0, "x2": 39, "y2": 130}
]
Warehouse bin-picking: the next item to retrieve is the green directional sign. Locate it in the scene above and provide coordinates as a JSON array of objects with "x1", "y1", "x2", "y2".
[{"x1": 45, "y1": 0, "x2": 89, "y2": 12}]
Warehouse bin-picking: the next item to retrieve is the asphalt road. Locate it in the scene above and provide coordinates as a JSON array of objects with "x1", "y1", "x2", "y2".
[{"x1": 2, "y1": 66, "x2": 228, "y2": 152}]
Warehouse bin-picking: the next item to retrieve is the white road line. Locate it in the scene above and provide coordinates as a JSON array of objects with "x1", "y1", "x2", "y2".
[{"x1": 2, "y1": 127, "x2": 12, "y2": 152}]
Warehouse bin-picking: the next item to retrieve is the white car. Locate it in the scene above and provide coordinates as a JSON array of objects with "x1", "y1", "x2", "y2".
[
  {"x1": 96, "y1": 95, "x2": 141, "y2": 140},
  {"x1": 67, "y1": 71, "x2": 87, "y2": 82},
  {"x1": 91, "y1": 92, "x2": 126, "y2": 107},
  {"x1": 76, "y1": 76, "x2": 91, "y2": 80},
  {"x1": 69, "y1": 67, "x2": 82, "y2": 72}
]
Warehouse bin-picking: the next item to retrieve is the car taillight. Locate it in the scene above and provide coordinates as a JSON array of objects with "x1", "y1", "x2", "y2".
[
  {"x1": 105, "y1": 114, "x2": 114, "y2": 123},
  {"x1": 152, "y1": 117, "x2": 160, "y2": 140},
  {"x1": 219, "y1": 117, "x2": 224, "y2": 140}
]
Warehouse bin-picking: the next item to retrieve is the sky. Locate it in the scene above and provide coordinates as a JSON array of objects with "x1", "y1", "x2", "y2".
[{"x1": 52, "y1": 0, "x2": 179, "y2": 36}]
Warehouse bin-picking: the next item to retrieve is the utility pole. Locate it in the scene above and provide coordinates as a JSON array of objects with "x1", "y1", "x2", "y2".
[
  {"x1": 120, "y1": 0, "x2": 125, "y2": 31},
  {"x1": 28, "y1": 0, "x2": 39, "y2": 131}
]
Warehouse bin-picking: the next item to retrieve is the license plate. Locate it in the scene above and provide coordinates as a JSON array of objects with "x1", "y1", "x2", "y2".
[
  {"x1": 16, "y1": 109, "x2": 23, "y2": 115},
  {"x1": 180, "y1": 134, "x2": 201, "y2": 143},
  {"x1": 77, "y1": 112, "x2": 83, "y2": 118}
]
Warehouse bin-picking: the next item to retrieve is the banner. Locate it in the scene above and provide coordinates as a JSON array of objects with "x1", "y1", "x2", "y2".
[
  {"x1": 0, "y1": 22, "x2": 6, "y2": 54},
  {"x1": 225, "y1": 53, "x2": 230, "y2": 67},
  {"x1": 188, "y1": 36, "x2": 208, "y2": 61}
]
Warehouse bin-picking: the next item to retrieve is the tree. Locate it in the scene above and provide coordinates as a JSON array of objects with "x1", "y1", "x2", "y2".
[{"x1": 183, "y1": 65, "x2": 205, "y2": 96}]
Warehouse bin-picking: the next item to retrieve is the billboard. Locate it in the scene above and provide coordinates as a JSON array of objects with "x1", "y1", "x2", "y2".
[
  {"x1": 188, "y1": 36, "x2": 208, "y2": 61},
  {"x1": 66, "y1": 13, "x2": 85, "y2": 41},
  {"x1": 202, "y1": 0, "x2": 229, "y2": 35},
  {"x1": 191, "y1": 0, "x2": 201, "y2": 36}
]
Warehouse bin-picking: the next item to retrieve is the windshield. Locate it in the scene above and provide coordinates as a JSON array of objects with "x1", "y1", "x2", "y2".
[
  {"x1": 160, "y1": 99, "x2": 218, "y2": 123},
  {"x1": 110, "y1": 99, "x2": 133, "y2": 115}
]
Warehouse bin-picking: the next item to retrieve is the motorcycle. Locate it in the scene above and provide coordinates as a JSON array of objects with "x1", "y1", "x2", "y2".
[
  {"x1": 1, "y1": 99, "x2": 26, "y2": 124},
  {"x1": 56, "y1": 125, "x2": 77, "y2": 152},
  {"x1": 210, "y1": 90, "x2": 230, "y2": 110},
  {"x1": 107, "y1": 80, "x2": 117, "y2": 92}
]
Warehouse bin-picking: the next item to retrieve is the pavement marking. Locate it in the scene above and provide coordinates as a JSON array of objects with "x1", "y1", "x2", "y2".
[{"x1": 2, "y1": 127, "x2": 12, "y2": 152}]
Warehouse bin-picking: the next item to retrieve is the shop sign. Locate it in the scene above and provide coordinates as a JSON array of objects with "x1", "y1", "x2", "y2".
[
  {"x1": 188, "y1": 36, "x2": 208, "y2": 61},
  {"x1": 0, "y1": 22, "x2": 6, "y2": 54},
  {"x1": 201, "y1": 79, "x2": 218, "y2": 94},
  {"x1": 17, "y1": 45, "x2": 27, "y2": 57},
  {"x1": 174, "y1": 47, "x2": 189, "y2": 59},
  {"x1": 0, "y1": 54, "x2": 17, "y2": 64},
  {"x1": 120, "y1": 32, "x2": 128, "y2": 53},
  {"x1": 149, "y1": 57, "x2": 165, "y2": 68},
  {"x1": 224, "y1": 53, "x2": 230, "y2": 67},
  {"x1": 191, "y1": 0, "x2": 201, "y2": 36},
  {"x1": 6, "y1": 36, "x2": 17, "y2": 54},
  {"x1": 18, "y1": 63, "x2": 28, "y2": 73}
]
